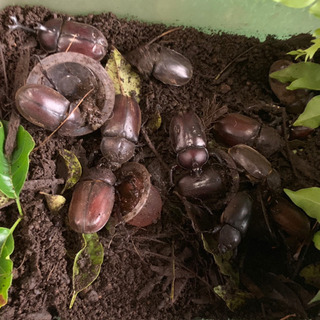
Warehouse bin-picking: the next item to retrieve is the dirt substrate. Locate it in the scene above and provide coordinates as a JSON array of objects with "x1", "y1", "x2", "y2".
[{"x1": 0, "y1": 5, "x2": 320, "y2": 320}]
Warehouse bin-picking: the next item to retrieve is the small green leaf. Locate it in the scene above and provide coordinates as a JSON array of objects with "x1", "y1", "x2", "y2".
[
  {"x1": 105, "y1": 47, "x2": 141, "y2": 101},
  {"x1": 288, "y1": 38, "x2": 320, "y2": 61},
  {"x1": 214, "y1": 284, "x2": 253, "y2": 311},
  {"x1": 201, "y1": 233, "x2": 239, "y2": 285},
  {"x1": 309, "y1": 290, "x2": 320, "y2": 304},
  {"x1": 293, "y1": 95, "x2": 320, "y2": 128},
  {"x1": 273, "y1": 0, "x2": 316, "y2": 8},
  {"x1": 0, "y1": 121, "x2": 35, "y2": 199},
  {"x1": 269, "y1": 62, "x2": 320, "y2": 90},
  {"x1": 59, "y1": 149, "x2": 82, "y2": 194},
  {"x1": 300, "y1": 262, "x2": 320, "y2": 288},
  {"x1": 310, "y1": 0, "x2": 320, "y2": 17},
  {"x1": 313, "y1": 231, "x2": 320, "y2": 250},
  {"x1": 284, "y1": 187, "x2": 320, "y2": 221},
  {"x1": 0, "y1": 219, "x2": 21, "y2": 308},
  {"x1": 70, "y1": 233, "x2": 104, "y2": 308}
]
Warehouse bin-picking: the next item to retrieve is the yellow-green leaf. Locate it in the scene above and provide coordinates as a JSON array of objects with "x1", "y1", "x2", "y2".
[
  {"x1": 214, "y1": 284, "x2": 253, "y2": 311},
  {"x1": 40, "y1": 192, "x2": 66, "y2": 213},
  {"x1": 284, "y1": 187, "x2": 320, "y2": 221},
  {"x1": 300, "y1": 262, "x2": 320, "y2": 288},
  {"x1": 59, "y1": 149, "x2": 82, "y2": 194},
  {"x1": 0, "y1": 191, "x2": 13, "y2": 209},
  {"x1": 310, "y1": 0, "x2": 320, "y2": 17},
  {"x1": 147, "y1": 109, "x2": 162, "y2": 132},
  {"x1": 105, "y1": 47, "x2": 141, "y2": 101},
  {"x1": 273, "y1": 0, "x2": 316, "y2": 8},
  {"x1": 293, "y1": 95, "x2": 320, "y2": 129},
  {"x1": 70, "y1": 233, "x2": 104, "y2": 308}
]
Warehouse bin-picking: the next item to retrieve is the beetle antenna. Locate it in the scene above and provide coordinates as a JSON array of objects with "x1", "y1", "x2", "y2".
[
  {"x1": 145, "y1": 27, "x2": 183, "y2": 46},
  {"x1": 8, "y1": 16, "x2": 36, "y2": 33}
]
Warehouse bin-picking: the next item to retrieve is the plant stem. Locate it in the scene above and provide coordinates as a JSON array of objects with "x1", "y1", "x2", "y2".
[{"x1": 15, "y1": 197, "x2": 23, "y2": 217}]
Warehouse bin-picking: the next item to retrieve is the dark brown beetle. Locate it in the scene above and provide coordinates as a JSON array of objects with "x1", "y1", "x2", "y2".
[
  {"x1": 9, "y1": 16, "x2": 108, "y2": 61},
  {"x1": 15, "y1": 52, "x2": 115, "y2": 136},
  {"x1": 270, "y1": 197, "x2": 310, "y2": 241},
  {"x1": 217, "y1": 192, "x2": 253, "y2": 253},
  {"x1": 176, "y1": 165, "x2": 226, "y2": 200},
  {"x1": 289, "y1": 126, "x2": 314, "y2": 140},
  {"x1": 68, "y1": 167, "x2": 116, "y2": 234},
  {"x1": 100, "y1": 95, "x2": 141, "y2": 170},
  {"x1": 170, "y1": 110, "x2": 209, "y2": 174},
  {"x1": 269, "y1": 60, "x2": 310, "y2": 114},
  {"x1": 212, "y1": 113, "x2": 283, "y2": 157},
  {"x1": 126, "y1": 43, "x2": 193, "y2": 86},
  {"x1": 228, "y1": 144, "x2": 281, "y2": 191}
]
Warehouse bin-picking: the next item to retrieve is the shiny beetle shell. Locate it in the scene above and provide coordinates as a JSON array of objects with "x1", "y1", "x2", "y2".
[
  {"x1": 228, "y1": 144, "x2": 281, "y2": 190},
  {"x1": 176, "y1": 166, "x2": 226, "y2": 200},
  {"x1": 15, "y1": 84, "x2": 70, "y2": 131},
  {"x1": 18, "y1": 52, "x2": 115, "y2": 136},
  {"x1": 212, "y1": 113, "x2": 283, "y2": 157},
  {"x1": 269, "y1": 60, "x2": 309, "y2": 114},
  {"x1": 170, "y1": 110, "x2": 209, "y2": 172},
  {"x1": 68, "y1": 168, "x2": 116, "y2": 233},
  {"x1": 100, "y1": 95, "x2": 141, "y2": 169},
  {"x1": 218, "y1": 192, "x2": 253, "y2": 253},
  {"x1": 38, "y1": 18, "x2": 108, "y2": 61},
  {"x1": 126, "y1": 43, "x2": 193, "y2": 86},
  {"x1": 270, "y1": 197, "x2": 310, "y2": 240},
  {"x1": 153, "y1": 45, "x2": 193, "y2": 86}
]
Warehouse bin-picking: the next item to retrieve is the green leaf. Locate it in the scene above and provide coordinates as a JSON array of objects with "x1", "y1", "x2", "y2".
[
  {"x1": 214, "y1": 284, "x2": 253, "y2": 311},
  {"x1": 105, "y1": 47, "x2": 141, "y2": 102},
  {"x1": 201, "y1": 233, "x2": 239, "y2": 285},
  {"x1": 288, "y1": 38, "x2": 320, "y2": 61},
  {"x1": 309, "y1": 290, "x2": 320, "y2": 304},
  {"x1": 270, "y1": 62, "x2": 320, "y2": 90},
  {"x1": 273, "y1": 0, "x2": 316, "y2": 8},
  {"x1": 313, "y1": 28, "x2": 320, "y2": 37},
  {"x1": 300, "y1": 262, "x2": 320, "y2": 288},
  {"x1": 0, "y1": 219, "x2": 21, "y2": 308},
  {"x1": 58, "y1": 149, "x2": 82, "y2": 194},
  {"x1": 313, "y1": 231, "x2": 320, "y2": 250},
  {"x1": 293, "y1": 95, "x2": 320, "y2": 128},
  {"x1": 70, "y1": 233, "x2": 104, "y2": 308},
  {"x1": 310, "y1": 0, "x2": 320, "y2": 17},
  {"x1": 0, "y1": 121, "x2": 35, "y2": 199},
  {"x1": 284, "y1": 187, "x2": 320, "y2": 221}
]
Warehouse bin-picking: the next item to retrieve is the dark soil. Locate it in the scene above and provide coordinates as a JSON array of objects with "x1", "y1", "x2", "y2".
[{"x1": 0, "y1": 5, "x2": 320, "y2": 320}]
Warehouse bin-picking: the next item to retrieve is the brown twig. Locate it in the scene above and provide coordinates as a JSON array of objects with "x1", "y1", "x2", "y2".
[
  {"x1": 33, "y1": 88, "x2": 94, "y2": 152},
  {"x1": 170, "y1": 241, "x2": 176, "y2": 303},
  {"x1": 0, "y1": 44, "x2": 8, "y2": 96},
  {"x1": 215, "y1": 45, "x2": 258, "y2": 80},
  {"x1": 65, "y1": 34, "x2": 77, "y2": 53},
  {"x1": 141, "y1": 126, "x2": 171, "y2": 172},
  {"x1": 279, "y1": 314, "x2": 297, "y2": 320},
  {"x1": 146, "y1": 27, "x2": 183, "y2": 46},
  {"x1": 281, "y1": 108, "x2": 299, "y2": 178}
]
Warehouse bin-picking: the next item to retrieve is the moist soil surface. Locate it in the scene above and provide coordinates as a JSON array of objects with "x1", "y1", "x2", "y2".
[{"x1": 0, "y1": 5, "x2": 320, "y2": 320}]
